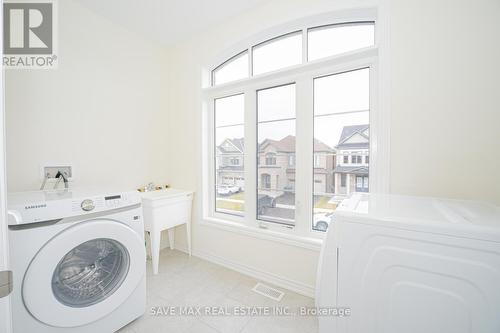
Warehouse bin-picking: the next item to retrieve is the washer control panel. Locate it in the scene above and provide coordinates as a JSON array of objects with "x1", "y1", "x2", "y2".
[
  {"x1": 7, "y1": 190, "x2": 141, "y2": 225},
  {"x1": 71, "y1": 194, "x2": 133, "y2": 213},
  {"x1": 80, "y1": 199, "x2": 95, "y2": 211},
  {"x1": 104, "y1": 194, "x2": 124, "y2": 208}
]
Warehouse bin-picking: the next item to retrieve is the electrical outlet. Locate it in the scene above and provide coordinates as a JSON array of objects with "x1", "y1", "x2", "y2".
[{"x1": 43, "y1": 166, "x2": 73, "y2": 179}]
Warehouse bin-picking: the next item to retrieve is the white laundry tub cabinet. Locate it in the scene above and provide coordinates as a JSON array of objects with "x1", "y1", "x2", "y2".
[{"x1": 141, "y1": 189, "x2": 193, "y2": 274}]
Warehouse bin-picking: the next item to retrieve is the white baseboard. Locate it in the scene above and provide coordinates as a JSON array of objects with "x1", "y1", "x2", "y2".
[{"x1": 175, "y1": 244, "x2": 316, "y2": 298}]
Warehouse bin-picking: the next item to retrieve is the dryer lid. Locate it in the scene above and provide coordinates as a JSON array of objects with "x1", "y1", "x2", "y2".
[{"x1": 335, "y1": 193, "x2": 500, "y2": 242}]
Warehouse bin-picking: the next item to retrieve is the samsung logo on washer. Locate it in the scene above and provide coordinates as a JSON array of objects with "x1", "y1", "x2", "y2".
[{"x1": 25, "y1": 204, "x2": 47, "y2": 210}]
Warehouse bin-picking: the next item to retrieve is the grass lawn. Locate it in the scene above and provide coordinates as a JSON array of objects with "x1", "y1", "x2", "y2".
[
  {"x1": 314, "y1": 196, "x2": 338, "y2": 210},
  {"x1": 229, "y1": 192, "x2": 245, "y2": 200},
  {"x1": 216, "y1": 200, "x2": 244, "y2": 212}
]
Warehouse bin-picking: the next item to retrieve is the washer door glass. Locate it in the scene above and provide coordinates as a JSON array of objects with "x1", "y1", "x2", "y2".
[{"x1": 51, "y1": 238, "x2": 130, "y2": 308}]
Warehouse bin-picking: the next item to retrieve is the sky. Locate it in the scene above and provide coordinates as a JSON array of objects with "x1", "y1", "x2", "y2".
[{"x1": 215, "y1": 65, "x2": 370, "y2": 148}]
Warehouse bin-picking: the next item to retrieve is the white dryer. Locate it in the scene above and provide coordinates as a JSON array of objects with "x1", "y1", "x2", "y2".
[
  {"x1": 7, "y1": 189, "x2": 146, "y2": 332},
  {"x1": 316, "y1": 193, "x2": 500, "y2": 333}
]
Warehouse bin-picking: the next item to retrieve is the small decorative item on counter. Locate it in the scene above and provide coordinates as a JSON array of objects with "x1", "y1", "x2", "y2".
[
  {"x1": 137, "y1": 183, "x2": 170, "y2": 192},
  {"x1": 137, "y1": 182, "x2": 155, "y2": 192}
]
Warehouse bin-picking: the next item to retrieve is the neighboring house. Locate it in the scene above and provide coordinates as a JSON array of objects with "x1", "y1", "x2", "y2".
[
  {"x1": 334, "y1": 124, "x2": 370, "y2": 195},
  {"x1": 216, "y1": 138, "x2": 245, "y2": 189},
  {"x1": 258, "y1": 135, "x2": 335, "y2": 196},
  {"x1": 312, "y1": 139, "x2": 337, "y2": 194},
  {"x1": 217, "y1": 130, "x2": 368, "y2": 198},
  {"x1": 258, "y1": 135, "x2": 296, "y2": 196}
]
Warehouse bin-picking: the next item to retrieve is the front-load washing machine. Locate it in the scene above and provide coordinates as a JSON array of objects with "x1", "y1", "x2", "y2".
[{"x1": 7, "y1": 188, "x2": 146, "y2": 332}]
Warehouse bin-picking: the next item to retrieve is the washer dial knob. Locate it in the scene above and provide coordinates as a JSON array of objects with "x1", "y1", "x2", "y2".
[{"x1": 81, "y1": 199, "x2": 95, "y2": 212}]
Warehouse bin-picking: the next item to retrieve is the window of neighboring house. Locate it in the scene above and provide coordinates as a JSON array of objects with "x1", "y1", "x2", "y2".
[
  {"x1": 365, "y1": 155, "x2": 369, "y2": 163},
  {"x1": 261, "y1": 174, "x2": 271, "y2": 189},
  {"x1": 356, "y1": 176, "x2": 369, "y2": 192},
  {"x1": 257, "y1": 83, "x2": 296, "y2": 225},
  {"x1": 356, "y1": 176, "x2": 363, "y2": 188},
  {"x1": 265, "y1": 153, "x2": 277, "y2": 165},
  {"x1": 343, "y1": 155, "x2": 349, "y2": 164},
  {"x1": 313, "y1": 68, "x2": 370, "y2": 231},
  {"x1": 351, "y1": 155, "x2": 362, "y2": 164},
  {"x1": 340, "y1": 174, "x2": 347, "y2": 187},
  {"x1": 212, "y1": 51, "x2": 249, "y2": 85},
  {"x1": 215, "y1": 94, "x2": 245, "y2": 216},
  {"x1": 253, "y1": 32, "x2": 302, "y2": 76},
  {"x1": 288, "y1": 154, "x2": 295, "y2": 166},
  {"x1": 314, "y1": 155, "x2": 321, "y2": 167}
]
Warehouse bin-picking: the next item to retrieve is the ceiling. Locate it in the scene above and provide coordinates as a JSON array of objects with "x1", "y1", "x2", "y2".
[{"x1": 74, "y1": 0, "x2": 270, "y2": 47}]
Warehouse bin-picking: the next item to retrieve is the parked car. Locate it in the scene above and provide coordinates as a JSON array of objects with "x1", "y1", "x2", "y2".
[
  {"x1": 217, "y1": 185, "x2": 240, "y2": 196},
  {"x1": 313, "y1": 212, "x2": 334, "y2": 231},
  {"x1": 257, "y1": 194, "x2": 276, "y2": 214}
]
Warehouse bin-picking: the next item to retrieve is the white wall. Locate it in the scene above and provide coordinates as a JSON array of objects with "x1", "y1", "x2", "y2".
[
  {"x1": 165, "y1": 0, "x2": 500, "y2": 293},
  {"x1": 389, "y1": 0, "x2": 500, "y2": 204},
  {"x1": 5, "y1": 0, "x2": 170, "y2": 192}
]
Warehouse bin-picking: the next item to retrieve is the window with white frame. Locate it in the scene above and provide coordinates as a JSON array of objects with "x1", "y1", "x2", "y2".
[
  {"x1": 258, "y1": 84, "x2": 296, "y2": 225},
  {"x1": 205, "y1": 16, "x2": 381, "y2": 238},
  {"x1": 253, "y1": 32, "x2": 302, "y2": 75},
  {"x1": 313, "y1": 68, "x2": 370, "y2": 231},
  {"x1": 214, "y1": 94, "x2": 245, "y2": 216},
  {"x1": 212, "y1": 51, "x2": 249, "y2": 85}
]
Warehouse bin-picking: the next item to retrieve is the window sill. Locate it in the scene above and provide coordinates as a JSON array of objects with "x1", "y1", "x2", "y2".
[{"x1": 200, "y1": 216, "x2": 323, "y2": 251}]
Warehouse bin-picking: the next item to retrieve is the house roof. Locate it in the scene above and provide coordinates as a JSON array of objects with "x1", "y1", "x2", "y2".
[
  {"x1": 333, "y1": 165, "x2": 369, "y2": 175},
  {"x1": 336, "y1": 142, "x2": 369, "y2": 150},
  {"x1": 217, "y1": 138, "x2": 244, "y2": 153},
  {"x1": 260, "y1": 135, "x2": 334, "y2": 153},
  {"x1": 218, "y1": 135, "x2": 335, "y2": 154},
  {"x1": 231, "y1": 138, "x2": 244, "y2": 151},
  {"x1": 335, "y1": 125, "x2": 369, "y2": 150}
]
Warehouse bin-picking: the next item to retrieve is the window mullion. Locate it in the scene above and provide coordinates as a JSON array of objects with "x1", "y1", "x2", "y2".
[
  {"x1": 206, "y1": 97, "x2": 216, "y2": 217},
  {"x1": 294, "y1": 76, "x2": 314, "y2": 235},
  {"x1": 248, "y1": 47, "x2": 253, "y2": 77},
  {"x1": 302, "y1": 28, "x2": 307, "y2": 63},
  {"x1": 244, "y1": 88, "x2": 257, "y2": 226},
  {"x1": 367, "y1": 63, "x2": 387, "y2": 194}
]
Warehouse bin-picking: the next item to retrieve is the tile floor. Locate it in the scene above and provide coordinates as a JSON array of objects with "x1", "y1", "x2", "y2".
[{"x1": 119, "y1": 249, "x2": 318, "y2": 333}]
